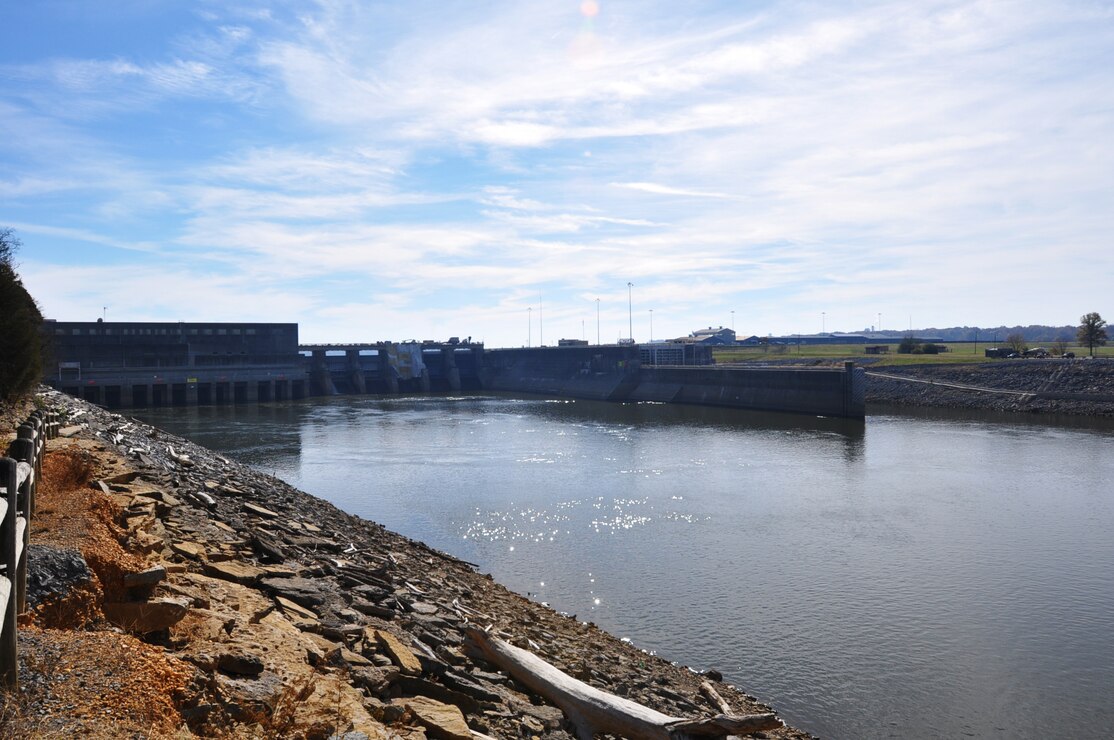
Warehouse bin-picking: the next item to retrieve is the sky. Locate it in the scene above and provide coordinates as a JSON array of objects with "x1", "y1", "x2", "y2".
[{"x1": 2, "y1": 1, "x2": 1112, "y2": 347}]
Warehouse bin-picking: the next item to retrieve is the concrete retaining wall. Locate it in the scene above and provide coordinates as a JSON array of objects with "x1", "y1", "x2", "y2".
[
  {"x1": 480, "y1": 346, "x2": 640, "y2": 401},
  {"x1": 481, "y1": 348, "x2": 866, "y2": 419},
  {"x1": 634, "y1": 364, "x2": 865, "y2": 418}
]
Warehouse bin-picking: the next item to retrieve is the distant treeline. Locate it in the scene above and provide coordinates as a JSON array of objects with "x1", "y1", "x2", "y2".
[
  {"x1": 860, "y1": 325, "x2": 1077, "y2": 343},
  {"x1": 915, "y1": 325, "x2": 1077, "y2": 343}
]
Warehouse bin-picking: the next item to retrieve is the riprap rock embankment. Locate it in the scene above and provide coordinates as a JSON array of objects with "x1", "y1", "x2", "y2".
[
  {"x1": 866, "y1": 359, "x2": 1114, "y2": 416},
  {"x1": 15, "y1": 389, "x2": 809, "y2": 739}
]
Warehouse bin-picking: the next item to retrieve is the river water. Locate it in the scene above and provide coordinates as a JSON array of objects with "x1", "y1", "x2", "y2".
[{"x1": 133, "y1": 395, "x2": 1114, "y2": 739}]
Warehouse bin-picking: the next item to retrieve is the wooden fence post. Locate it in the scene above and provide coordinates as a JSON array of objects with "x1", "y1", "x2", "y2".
[
  {"x1": 0, "y1": 457, "x2": 18, "y2": 691},
  {"x1": 0, "y1": 408, "x2": 57, "y2": 692},
  {"x1": 7, "y1": 437, "x2": 35, "y2": 616}
]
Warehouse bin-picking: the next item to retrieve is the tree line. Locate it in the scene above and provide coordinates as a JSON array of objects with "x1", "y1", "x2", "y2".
[{"x1": 0, "y1": 228, "x2": 44, "y2": 403}]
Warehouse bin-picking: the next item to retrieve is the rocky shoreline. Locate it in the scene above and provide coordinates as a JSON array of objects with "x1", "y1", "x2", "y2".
[
  {"x1": 864, "y1": 358, "x2": 1114, "y2": 417},
  {"x1": 6, "y1": 388, "x2": 809, "y2": 739}
]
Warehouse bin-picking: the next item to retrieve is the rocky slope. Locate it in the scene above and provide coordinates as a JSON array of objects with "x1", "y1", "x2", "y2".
[
  {"x1": 866, "y1": 359, "x2": 1114, "y2": 416},
  {"x1": 6, "y1": 389, "x2": 809, "y2": 739}
]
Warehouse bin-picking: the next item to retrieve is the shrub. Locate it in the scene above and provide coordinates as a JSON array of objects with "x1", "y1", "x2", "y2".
[{"x1": 898, "y1": 334, "x2": 919, "y2": 354}]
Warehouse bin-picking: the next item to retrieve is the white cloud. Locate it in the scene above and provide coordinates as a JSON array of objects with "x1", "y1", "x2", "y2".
[
  {"x1": 4, "y1": 1, "x2": 1114, "y2": 344},
  {"x1": 611, "y1": 182, "x2": 731, "y2": 199}
]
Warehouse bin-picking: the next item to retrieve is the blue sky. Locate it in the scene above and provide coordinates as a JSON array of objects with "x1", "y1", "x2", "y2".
[{"x1": 2, "y1": 1, "x2": 1112, "y2": 346}]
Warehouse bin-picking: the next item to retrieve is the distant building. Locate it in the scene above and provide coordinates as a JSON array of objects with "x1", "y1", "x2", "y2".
[
  {"x1": 689, "y1": 326, "x2": 736, "y2": 345},
  {"x1": 557, "y1": 338, "x2": 589, "y2": 347}
]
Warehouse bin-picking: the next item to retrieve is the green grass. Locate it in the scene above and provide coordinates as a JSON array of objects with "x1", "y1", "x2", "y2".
[{"x1": 713, "y1": 342, "x2": 1113, "y2": 367}]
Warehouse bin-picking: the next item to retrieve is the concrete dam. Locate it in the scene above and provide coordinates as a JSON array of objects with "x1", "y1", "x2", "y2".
[
  {"x1": 481, "y1": 346, "x2": 865, "y2": 419},
  {"x1": 41, "y1": 321, "x2": 865, "y2": 419}
]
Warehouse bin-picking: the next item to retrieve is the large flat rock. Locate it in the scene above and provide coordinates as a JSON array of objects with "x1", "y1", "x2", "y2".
[
  {"x1": 395, "y1": 696, "x2": 472, "y2": 740},
  {"x1": 103, "y1": 597, "x2": 189, "y2": 633}
]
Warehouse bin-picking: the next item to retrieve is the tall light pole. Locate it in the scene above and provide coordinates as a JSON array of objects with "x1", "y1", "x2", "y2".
[
  {"x1": 527, "y1": 306, "x2": 532, "y2": 347},
  {"x1": 627, "y1": 282, "x2": 634, "y2": 342},
  {"x1": 539, "y1": 296, "x2": 543, "y2": 347},
  {"x1": 731, "y1": 310, "x2": 735, "y2": 332},
  {"x1": 877, "y1": 312, "x2": 882, "y2": 332},
  {"x1": 649, "y1": 309, "x2": 654, "y2": 342},
  {"x1": 596, "y1": 298, "x2": 600, "y2": 345},
  {"x1": 822, "y1": 311, "x2": 826, "y2": 333}
]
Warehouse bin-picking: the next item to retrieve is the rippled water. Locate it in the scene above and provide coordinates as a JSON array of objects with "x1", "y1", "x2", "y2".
[{"x1": 134, "y1": 396, "x2": 1114, "y2": 739}]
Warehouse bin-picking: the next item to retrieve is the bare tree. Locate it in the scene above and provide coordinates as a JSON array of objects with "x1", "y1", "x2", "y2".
[
  {"x1": 1077, "y1": 312, "x2": 1108, "y2": 357},
  {"x1": 1006, "y1": 333, "x2": 1027, "y2": 354},
  {"x1": 0, "y1": 227, "x2": 20, "y2": 266}
]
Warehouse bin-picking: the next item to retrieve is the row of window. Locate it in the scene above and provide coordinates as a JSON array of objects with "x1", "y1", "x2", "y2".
[{"x1": 52, "y1": 327, "x2": 285, "y2": 337}]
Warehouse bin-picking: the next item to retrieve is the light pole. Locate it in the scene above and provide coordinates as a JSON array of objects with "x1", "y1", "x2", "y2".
[
  {"x1": 649, "y1": 309, "x2": 654, "y2": 342},
  {"x1": 539, "y1": 296, "x2": 543, "y2": 347},
  {"x1": 596, "y1": 298, "x2": 600, "y2": 345},
  {"x1": 527, "y1": 307, "x2": 532, "y2": 347},
  {"x1": 731, "y1": 310, "x2": 735, "y2": 332},
  {"x1": 822, "y1": 311, "x2": 826, "y2": 333},
  {"x1": 627, "y1": 282, "x2": 633, "y2": 342}
]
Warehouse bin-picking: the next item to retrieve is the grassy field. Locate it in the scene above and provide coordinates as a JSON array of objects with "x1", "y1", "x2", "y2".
[{"x1": 713, "y1": 342, "x2": 1114, "y2": 367}]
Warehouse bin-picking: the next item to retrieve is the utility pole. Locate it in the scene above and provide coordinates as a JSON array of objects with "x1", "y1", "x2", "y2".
[
  {"x1": 527, "y1": 307, "x2": 532, "y2": 347},
  {"x1": 627, "y1": 282, "x2": 633, "y2": 342},
  {"x1": 596, "y1": 298, "x2": 600, "y2": 345}
]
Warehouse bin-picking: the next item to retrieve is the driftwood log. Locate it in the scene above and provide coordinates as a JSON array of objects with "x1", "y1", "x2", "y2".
[{"x1": 464, "y1": 627, "x2": 781, "y2": 740}]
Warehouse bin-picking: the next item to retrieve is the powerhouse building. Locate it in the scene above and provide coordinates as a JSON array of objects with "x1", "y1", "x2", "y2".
[{"x1": 42, "y1": 321, "x2": 306, "y2": 406}]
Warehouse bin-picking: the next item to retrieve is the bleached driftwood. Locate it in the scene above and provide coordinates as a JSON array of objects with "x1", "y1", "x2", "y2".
[{"x1": 464, "y1": 627, "x2": 781, "y2": 740}]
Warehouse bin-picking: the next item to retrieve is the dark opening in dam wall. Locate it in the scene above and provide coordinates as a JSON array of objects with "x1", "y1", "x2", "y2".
[{"x1": 41, "y1": 322, "x2": 864, "y2": 418}]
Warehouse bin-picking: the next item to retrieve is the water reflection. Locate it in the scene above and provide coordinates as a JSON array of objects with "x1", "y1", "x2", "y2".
[
  {"x1": 136, "y1": 402, "x2": 308, "y2": 473},
  {"x1": 129, "y1": 394, "x2": 1114, "y2": 739}
]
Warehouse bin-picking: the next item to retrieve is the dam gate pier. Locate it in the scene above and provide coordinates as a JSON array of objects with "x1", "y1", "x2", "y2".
[{"x1": 302, "y1": 341, "x2": 485, "y2": 396}]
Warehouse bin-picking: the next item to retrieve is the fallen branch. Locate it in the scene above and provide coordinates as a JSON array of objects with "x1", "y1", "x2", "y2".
[
  {"x1": 699, "y1": 680, "x2": 732, "y2": 715},
  {"x1": 463, "y1": 627, "x2": 780, "y2": 740}
]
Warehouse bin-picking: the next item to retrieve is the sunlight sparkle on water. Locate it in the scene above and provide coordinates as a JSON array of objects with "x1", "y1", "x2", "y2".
[{"x1": 462, "y1": 496, "x2": 704, "y2": 542}]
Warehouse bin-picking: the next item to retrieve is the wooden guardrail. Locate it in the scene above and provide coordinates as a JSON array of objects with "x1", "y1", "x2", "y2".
[{"x1": 0, "y1": 409, "x2": 59, "y2": 690}]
